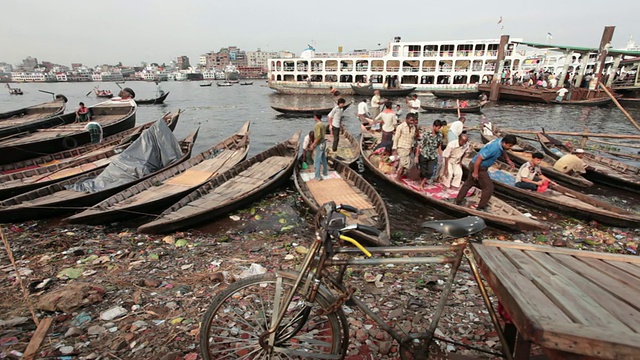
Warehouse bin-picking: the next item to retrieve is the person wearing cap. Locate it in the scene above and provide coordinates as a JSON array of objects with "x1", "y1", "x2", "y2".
[
  {"x1": 515, "y1": 152, "x2": 557, "y2": 191},
  {"x1": 371, "y1": 90, "x2": 385, "y2": 119},
  {"x1": 406, "y1": 94, "x2": 421, "y2": 120},
  {"x1": 553, "y1": 148, "x2": 587, "y2": 175}
]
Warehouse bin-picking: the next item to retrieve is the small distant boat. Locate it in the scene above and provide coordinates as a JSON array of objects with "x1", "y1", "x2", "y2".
[
  {"x1": 240, "y1": 81, "x2": 254, "y2": 86},
  {"x1": 421, "y1": 103, "x2": 484, "y2": 114},
  {"x1": 350, "y1": 85, "x2": 416, "y2": 97},
  {"x1": 271, "y1": 102, "x2": 352, "y2": 116},
  {"x1": 199, "y1": 82, "x2": 213, "y2": 87},
  {"x1": 294, "y1": 158, "x2": 390, "y2": 246},
  {"x1": 6, "y1": 84, "x2": 23, "y2": 95},
  {"x1": 217, "y1": 81, "x2": 233, "y2": 87},
  {"x1": 135, "y1": 91, "x2": 170, "y2": 105},
  {"x1": 477, "y1": 84, "x2": 556, "y2": 103},
  {"x1": 0, "y1": 95, "x2": 68, "y2": 137},
  {"x1": 94, "y1": 88, "x2": 114, "y2": 98},
  {"x1": 480, "y1": 124, "x2": 593, "y2": 188},
  {"x1": 65, "y1": 122, "x2": 250, "y2": 225},
  {"x1": 137, "y1": 131, "x2": 300, "y2": 234},
  {"x1": 430, "y1": 90, "x2": 480, "y2": 99},
  {"x1": 551, "y1": 97, "x2": 613, "y2": 106}
]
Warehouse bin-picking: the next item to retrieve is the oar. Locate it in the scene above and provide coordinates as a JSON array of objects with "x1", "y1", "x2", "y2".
[
  {"x1": 38, "y1": 90, "x2": 55, "y2": 99},
  {"x1": 85, "y1": 89, "x2": 94, "y2": 97},
  {"x1": 115, "y1": 82, "x2": 123, "y2": 90}
]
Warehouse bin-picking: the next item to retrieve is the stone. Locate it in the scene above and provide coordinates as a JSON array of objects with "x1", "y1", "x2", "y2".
[
  {"x1": 37, "y1": 283, "x2": 105, "y2": 313},
  {"x1": 87, "y1": 325, "x2": 106, "y2": 335},
  {"x1": 59, "y1": 346, "x2": 74, "y2": 355},
  {"x1": 64, "y1": 327, "x2": 83, "y2": 337},
  {"x1": 100, "y1": 306, "x2": 127, "y2": 321}
]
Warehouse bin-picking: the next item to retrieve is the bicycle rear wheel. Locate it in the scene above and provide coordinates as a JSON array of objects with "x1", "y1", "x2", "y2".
[{"x1": 200, "y1": 271, "x2": 348, "y2": 360}]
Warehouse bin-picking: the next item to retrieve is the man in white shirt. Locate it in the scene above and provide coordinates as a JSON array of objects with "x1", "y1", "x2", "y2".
[
  {"x1": 374, "y1": 101, "x2": 397, "y2": 143},
  {"x1": 441, "y1": 133, "x2": 470, "y2": 188},
  {"x1": 406, "y1": 94, "x2": 421, "y2": 120},
  {"x1": 357, "y1": 99, "x2": 372, "y2": 124},
  {"x1": 555, "y1": 87, "x2": 569, "y2": 102},
  {"x1": 447, "y1": 116, "x2": 466, "y2": 143},
  {"x1": 371, "y1": 90, "x2": 384, "y2": 119},
  {"x1": 328, "y1": 98, "x2": 347, "y2": 152}
]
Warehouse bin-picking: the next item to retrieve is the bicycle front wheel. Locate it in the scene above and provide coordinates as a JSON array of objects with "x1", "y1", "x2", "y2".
[{"x1": 200, "y1": 271, "x2": 348, "y2": 360}]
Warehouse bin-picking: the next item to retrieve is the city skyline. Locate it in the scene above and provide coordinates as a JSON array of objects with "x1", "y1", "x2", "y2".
[{"x1": 2, "y1": 0, "x2": 639, "y2": 66}]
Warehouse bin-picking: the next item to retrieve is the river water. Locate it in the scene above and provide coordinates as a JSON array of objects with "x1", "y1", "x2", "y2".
[{"x1": 2, "y1": 81, "x2": 639, "y2": 233}]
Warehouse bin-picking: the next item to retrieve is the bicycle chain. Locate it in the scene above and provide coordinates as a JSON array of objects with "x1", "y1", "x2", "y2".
[{"x1": 318, "y1": 286, "x2": 355, "y2": 316}]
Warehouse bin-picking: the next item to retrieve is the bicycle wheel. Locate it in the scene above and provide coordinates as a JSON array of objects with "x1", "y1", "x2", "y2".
[{"x1": 200, "y1": 271, "x2": 348, "y2": 360}]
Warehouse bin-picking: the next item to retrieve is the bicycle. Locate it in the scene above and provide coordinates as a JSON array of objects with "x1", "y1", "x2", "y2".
[{"x1": 199, "y1": 201, "x2": 504, "y2": 360}]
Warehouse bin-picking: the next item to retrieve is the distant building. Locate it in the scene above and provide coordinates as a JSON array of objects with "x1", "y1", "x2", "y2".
[
  {"x1": 71, "y1": 63, "x2": 83, "y2": 70},
  {"x1": 247, "y1": 49, "x2": 278, "y2": 73},
  {"x1": 199, "y1": 55, "x2": 207, "y2": 66},
  {"x1": 22, "y1": 56, "x2": 38, "y2": 70},
  {"x1": 177, "y1": 56, "x2": 190, "y2": 70}
]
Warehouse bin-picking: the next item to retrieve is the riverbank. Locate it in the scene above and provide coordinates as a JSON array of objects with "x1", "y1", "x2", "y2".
[{"x1": 1, "y1": 188, "x2": 639, "y2": 359}]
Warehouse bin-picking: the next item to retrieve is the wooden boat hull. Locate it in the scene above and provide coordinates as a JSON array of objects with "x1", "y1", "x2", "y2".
[
  {"x1": 430, "y1": 90, "x2": 480, "y2": 99},
  {"x1": 294, "y1": 158, "x2": 390, "y2": 246},
  {"x1": 421, "y1": 104, "x2": 483, "y2": 114},
  {"x1": 271, "y1": 102, "x2": 351, "y2": 116},
  {"x1": 350, "y1": 85, "x2": 416, "y2": 97},
  {"x1": 327, "y1": 126, "x2": 360, "y2": 166},
  {"x1": 537, "y1": 132, "x2": 640, "y2": 193},
  {"x1": 135, "y1": 91, "x2": 170, "y2": 105},
  {"x1": 551, "y1": 97, "x2": 612, "y2": 106},
  {"x1": 479, "y1": 125, "x2": 593, "y2": 188},
  {"x1": 65, "y1": 122, "x2": 251, "y2": 225},
  {"x1": 0, "y1": 129, "x2": 198, "y2": 223},
  {"x1": 0, "y1": 112, "x2": 182, "y2": 200},
  {"x1": 0, "y1": 97, "x2": 67, "y2": 137},
  {"x1": 618, "y1": 98, "x2": 640, "y2": 107},
  {"x1": 268, "y1": 83, "x2": 356, "y2": 95},
  {"x1": 360, "y1": 128, "x2": 547, "y2": 231},
  {"x1": 483, "y1": 157, "x2": 640, "y2": 227},
  {"x1": 137, "y1": 131, "x2": 301, "y2": 234},
  {"x1": 478, "y1": 84, "x2": 556, "y2": 103},
  {"x1": 0, "y1": 99, "x2": 137, "y2": 164}
]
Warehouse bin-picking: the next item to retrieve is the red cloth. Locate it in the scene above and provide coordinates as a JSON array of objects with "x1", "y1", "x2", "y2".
[
  {"x1": 537, "y1": 179, "x2": 549, "y2": 193},
  {"x1": 497, "y1": 301, "x2": 513, "y2": 323}
]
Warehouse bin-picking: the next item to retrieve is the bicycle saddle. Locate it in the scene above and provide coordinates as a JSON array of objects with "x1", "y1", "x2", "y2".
[{"x1": 421, "y1": 216, "x2": 486, "y2": 238}]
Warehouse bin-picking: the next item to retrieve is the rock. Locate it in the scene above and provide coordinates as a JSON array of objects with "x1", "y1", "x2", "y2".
[
  {"x1": 87, "y1": 325, "x2": 106, "y2": 335},
  {"x1": 64, "y1": 326, "x2": 83, "y2": 337},
  {"x1": 132, "y1": 320, "x2": 149, "y2": 328},
  {"x1": 162, "y1": 235, "x2": 175, "y2": 244},
  {"x1": 59, "y1": 346, "x2": 75, "y2": 355},
  {"x1": 71, "y1": 312, "x2": 92, "y2": 327},
  {"x1": 37, "y1": 283, "x2": 105, "y2": 313},
  {"x1": 378, "y1": 340, "x2": 393, "y2": 355},
  {"x1": 100, "y1": 306, "x2": 128, "y2": 321},
  {"x1": 143, "y1": 279, "x2": 162, "y2": 288}
]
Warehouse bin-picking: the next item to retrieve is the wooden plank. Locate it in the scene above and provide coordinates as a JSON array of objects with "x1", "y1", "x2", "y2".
[
  {"x1": 471, "y1": 245, "x2": 571, "y2": 340},
  {"x1": 538, "y1": 322, "x2": 640, "y2": 359},
  {"x1": 482, "y1": 240, "x2": 640, "y2": 264},
  {"x1": 502, "y1": 248, "x2": 626, "y2": 328},
  {"x1": 605, "y1": 260, "x2": 640, "y2": 279},
  {"x1": 528, "y1": 251, "x2": 640, "y2": 332},
  {"x1": 22, "y1": 317, "x2": 53, "y2": 360}
]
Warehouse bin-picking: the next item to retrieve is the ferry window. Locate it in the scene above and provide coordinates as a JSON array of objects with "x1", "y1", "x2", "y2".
[
  {"x1": 457, "y1": 44, "x2": 473, "y2": 57},
  {"x1": 283, "y1": 74, "x2": 295, "y2": 81},
  {"x1": 504, "y1": 60, "x2": 512, "y2": 70},
  {"x1": 276, "y1": 61, "x2": 281, "y2": 71},
  {"x1": 423, "y1": 45, "x2": 438, "y2": 57},
  {"x1": 470, "y1": 75, "x2": 480, "y2": 84},
  {"x1": 402, "y1": 75, "x2": 418, "y2": 85},
  {"x1": 276, "y1": 75, "x2": 281, "y2": 81},
  {"x1": 420, "y1": 75, "x2": 434, "y2": 84},
  {"x1": 422, "y1": 60, "x2": 436, "y2": 72},
  {"x1": 454, "y1": 60, "x2": 470, "y2": 72},
  {"x1": 437, "y1": 75, "x2": 451, "y2": 84},
  {"x1": 296, "y1": 75, "x2": 307, "y2": 81},
  {"x1": 484, "y1": 60, "x2": 497, "y2": 71},
  {"x1": 371, "y1": 60, "x2": 384, "y2": 72},
  {"x1": 440, "y1": 45, "x2": 454, "y2": 57},
  {"x1": 487, "y1": 44, "x2": 499, "y2": 57},
  {"x1": 325, "y1": 74, "x2": 337, "y2": 82},
  {"x1": 452, "y1": 75, "x2": 467, "y2": 84},
  {"x1": 340, "y1": 75, "x2": 353, "y2": 83},
  {"x1": 283, "y1": 61, "x2": 294, "y2": 71},
  {"x1": 472, "y1": 60, "x2": 483, "y2": 71},
  {"x1": 402, "y1": 60, "x2": 419, "y2": 72},
  {"x1": 474, "y1": 44, "x2": 485, "y2": 56},
  {"x1": 506, "y1": 44, "x2": 514, "y2": 56},
  {"x1": 386, "y1": 60, "x2": 400, "y2": 72},
  {"x1": 340, "y1": 60, "x2": 353, "y2": 72},
  {"x1": 355, "y1": 75, "x2": 368, "y2": 83},
  {"x1": 392, "y1": 45, "x2": 400, "y2": 57},
  {"x1": 438, "y1": 60, "x2": 453, "y2": 72},
  {"x1": 356, "y1": 60, "x2": 368, "y2": 72},
  {"x1": 405, "y1": 45, "x2": 420, "y2": 58},
  {"x1": 512, "y1": 59, "x2": 520, "y2": 70},
  {"x1": 325, "y1": 60, "x2": 338, "y2": 72},
  {"x1": 296, "y1": 61, "x2": 308, "y2": 72},
  {"x1": 311, "y1": 60, "x2": 323, "y2": 72},
  {"x1": 370, "y1": 74, "x2": 383, "y2": 84}
]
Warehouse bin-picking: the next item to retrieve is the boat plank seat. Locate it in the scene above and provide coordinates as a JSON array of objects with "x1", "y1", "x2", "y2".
[
  {"x1": 304, "y1": 175, "x2": 374, "y2": 210},
  {"x1": 471, "y1": 240, "x2": 640, "y2": 359}
]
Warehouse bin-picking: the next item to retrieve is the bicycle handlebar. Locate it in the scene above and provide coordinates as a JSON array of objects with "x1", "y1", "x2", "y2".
[{"x1": 336, "y1": 203, "x2": 358, "y2": 214}]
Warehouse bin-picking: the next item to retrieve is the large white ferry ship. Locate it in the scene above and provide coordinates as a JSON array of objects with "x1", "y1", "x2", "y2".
[{"x1": 267, "y1": 36, "x2": 527, "y2": 94}]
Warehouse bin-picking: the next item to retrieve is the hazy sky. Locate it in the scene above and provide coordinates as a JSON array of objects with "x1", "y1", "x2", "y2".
[{"x1": 2, "y1": 0, "x2": 638, "y2": 67}]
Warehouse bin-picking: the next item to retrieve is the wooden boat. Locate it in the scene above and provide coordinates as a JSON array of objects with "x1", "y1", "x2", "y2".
[
  {"x1": 294, "y1": 158, "x2": 390, "y2": 246},
  {"x1": 135, "y1": 91, "x2": 170, "y2": 105},
  {"x1": 271, "y1": 102, "x2": 351, "y2": 116},
  {"x1": 0, "y1": 99, "x2": 137, "y2": 164},
  {"x1": 327, "y1": 126, "x2": 360, "y2": 166},
  {"x1": 268, "y1": 83, "x2": 355, "y2": 95},
  {"x1": 0, "y1": 95, "x2": 67, "y2": 137},
  {"x1": 618, "y1": 98, "x2": 640, "y2": 107},
  {"x1": 0, "y1": 127, "x2": 198, "y2": 223},
  {"x1": 94, "y1": 88, "x2": 114, "y2": 98},
  {"x1": 65, "y1": 122, "x2": 250, "y2": 225},
  {"x1": 6, "y1": 84, "x2": 23, "y2": 95},
  {"x1": 479, "y1": 124, "x2": 593, "y2": 188},
  {"x1": 420, "y1": 103, "x2": 484, "y2": 114},
  {"x1": 482, "y1": 156, "x2": 640, "y2": 227},
  {"x1": 0, "y1": 111, "x2": 180, "y2": 175},
  {"x1": 199, "y1": 82, "x2": 213, "y2": 87},
  {"x1": 217, "y1": 81, "x2": 233, "y2": 87},
  {"x1": 430, "y1": 90, "x2": 480, "y2": 99},
  {"x1": 350, "y1": 85, "x2": 416, "y2": 97},
  {"x1": 240, "y1": 81, "x2": 254, "y2": 86},
  {"x1": 360, "y1": 127, "x2": 547, "y2": 231},
  {"x1": 0, "y1": 111, "x2": 182, "y2": 200},
  {"x1": 137, "y1": 131, "x2": 300, "y2": 234},
  {"x1": 537, "y1": 131, "x2": 640, "y2": 193},
  {"x1": 551, "y1": 97, "x2": 613, "y2": 106},
  {"x1": 477, "y1": 84, "x2": 557, "y2": 103}
]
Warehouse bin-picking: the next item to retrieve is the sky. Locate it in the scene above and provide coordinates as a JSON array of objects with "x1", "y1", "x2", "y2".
[{"x1": 2, "y1": 0, "x2": 639, "y2": 67}]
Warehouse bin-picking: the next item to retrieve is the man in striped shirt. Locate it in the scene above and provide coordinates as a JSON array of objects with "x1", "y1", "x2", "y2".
[{"x1": 392, "y1": 113, "x2": 418, "y2": 181}]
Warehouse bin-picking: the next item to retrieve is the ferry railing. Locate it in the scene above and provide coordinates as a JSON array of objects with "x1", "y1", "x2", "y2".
[
  {"x1": 402, "y1": 67, "x2": 420, "y2": 72},
  {"x1": 422, "y1": 67, "x2": 436, "y2": 72},
  {"x1": 423, "y1": 51, "x2": 438, "y2": 57}
]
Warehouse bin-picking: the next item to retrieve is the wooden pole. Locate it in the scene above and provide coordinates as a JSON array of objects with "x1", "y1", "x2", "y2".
[
  {"x1": 598, "y1": 82, "x2": 640, "y2": 131},
  {"x1": 489, "y1": 35, "x2": 510, "y2": 101},
  {"x1": 1, "y1": 228, "x2": 39, "y2": 326},
  {"x1": 503, "y1": 128, "x2": 640, "y2": 139},
  {"x1": 594, "y1": 26, "x2": 616, "y2": 84}
]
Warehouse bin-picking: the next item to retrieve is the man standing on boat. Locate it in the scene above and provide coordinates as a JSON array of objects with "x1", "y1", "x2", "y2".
[
  {"x1": 357, "y1": 98, "x2": 372, "y2": 124},
  {"x1": 447, "y1": 116, "x2": 466, "y2": 143},
  {"x1": 311, "y1": 112, "x2": 329, "y2": 181},
  {"x1": 406, "y1": 94, "x2": 421, "y2": 120},
  {"x1": 417, "y1": 119, "x2": 443, "y2": 187},
  {"x1": 441, "y1": 133, "x2": 470, "y2": 189},
  {"x1": 375, "y1": 101, "x2": 397, "y2": 144},
  {"x1": 328, "y1": 98, "x2": 347, "y2": 152},
  {"x1": 371, "y1": 90, "x2": 384, "y2": 119},
  {"x1": 454, "y1": 135, "x2": 517, "y2": 211},
  {"x1": 392, "y1": 113, "x2": 418, "y2": 182}
]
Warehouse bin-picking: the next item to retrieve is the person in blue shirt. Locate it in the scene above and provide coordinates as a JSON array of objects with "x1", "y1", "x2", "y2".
[{"x1": 454, "y1": 135, "x2": 517, "y2": 211}]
